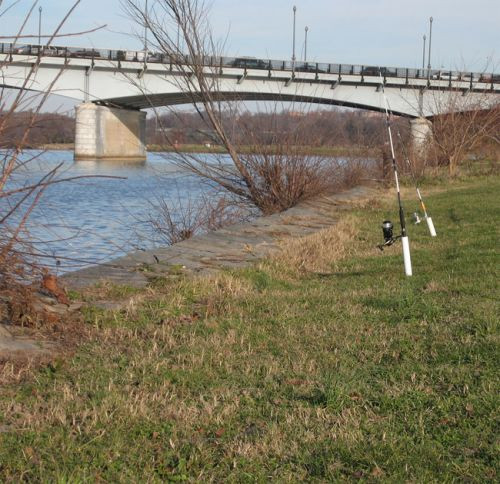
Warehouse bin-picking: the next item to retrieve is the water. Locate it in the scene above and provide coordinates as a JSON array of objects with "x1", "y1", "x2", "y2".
[{"x1": 3, "y1": 151, "x2": 214, "y2": 272}]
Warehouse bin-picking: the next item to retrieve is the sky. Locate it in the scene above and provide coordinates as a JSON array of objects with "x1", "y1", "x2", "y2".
[
  {"x1": 1, "y1": 0, "x2": 499, "y2": 70},
  {"x1": 1, "y1": 0, "x2": 499, "y2": 111}
]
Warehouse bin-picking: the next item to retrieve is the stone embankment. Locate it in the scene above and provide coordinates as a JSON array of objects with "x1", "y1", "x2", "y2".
[{"x1": 63, "y1": 185, "x2": 377, "y2": 290}]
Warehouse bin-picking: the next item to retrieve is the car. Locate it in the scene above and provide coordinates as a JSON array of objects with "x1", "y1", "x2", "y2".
[
  {"x1": 69, "y1": 49, "x2": 102, "y2": 59},
  {"x1": 147, "y1": 52, "x2": 164, "y2": 62},
  {"x1": 431, "y1": 71, "x2": 459, "y2": 80},
  {"x1": 361, "y1": 66, "x2": 397, "y2": 77},
  {"x1": 14, "y1": 45, "x2": 31, "y2": 54},
  {"x1": 294, "y1": 63, "x2": 326, "y2": 73},
  {"x1": 41, "y1": 46, "x2": 67, "y2": 56},
  {"x1": 230, "y1": 57, "x2": 268, "y2": 69},
  {"x1": 478, "y1": 74, "x2": 500, "y2": 83}
]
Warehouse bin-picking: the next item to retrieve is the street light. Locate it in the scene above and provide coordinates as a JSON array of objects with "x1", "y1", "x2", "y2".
[
  {"x1": 38, "y1": 6, "x2": 42, "y2": 46},
  {"x1": 422, "y1": 34, "x2": 426, "y2": 71},
  {"x1": 304, "y1": 26, "x2": 309, "y2": 62},
  {"x1": 144, "y1": 0, "x2": 148, "y2": 54},
  {"x1": 427, "y1": 16, "x2": 433, "y2": 75},
  {"x1": 292, "y1": 5, "x2": 297, "y2": 74}
]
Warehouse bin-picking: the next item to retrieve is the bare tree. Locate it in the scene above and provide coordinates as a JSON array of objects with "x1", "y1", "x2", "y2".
[
  {"x1": 424, "y1": 86, "x2": 500, "y2": 175},
  {"x1": 122, "y1": 0, "x2": 364, "y2": 216}
]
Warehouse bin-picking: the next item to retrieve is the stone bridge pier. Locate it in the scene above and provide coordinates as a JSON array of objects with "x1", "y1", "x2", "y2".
[
  {"x1": 74, "y1": 103, "x2": 146, "y2": 161},
  {"x1": 410, "y1": 117, "x2": 433, "y2": 156}
]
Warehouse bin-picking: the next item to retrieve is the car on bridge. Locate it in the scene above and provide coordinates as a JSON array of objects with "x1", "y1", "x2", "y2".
[
  {"x1": 478, "y1": 74, "x2": 500, "y2": 83},
  {"x1": 294, "y1": 63, "x2": 326, "y2": 73},
  {"x1": 14, "y1": 45, "x2": 66, "y2": 56},
  {"x1": 230, "y1": 57, "x2": 268, "y2": 69},
  {"x1": 69, "y1": 49, "x2": 102, "y2": 59},
  {"x1": 431, "y1": 71, "x2": 460, "y2": 80},
  {"x1": 360, "y1": 66, "x2": 397, "y2": 77}
]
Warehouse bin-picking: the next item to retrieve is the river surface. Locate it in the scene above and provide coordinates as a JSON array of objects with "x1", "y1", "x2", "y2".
[{"x1": 4, "y1": 151, "x2": 216, "y2": 273}]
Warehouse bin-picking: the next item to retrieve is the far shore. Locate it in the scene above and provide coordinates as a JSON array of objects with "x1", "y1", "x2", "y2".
[{"x1": 35, "y1": 143, "x2": 378, "y2": 157}]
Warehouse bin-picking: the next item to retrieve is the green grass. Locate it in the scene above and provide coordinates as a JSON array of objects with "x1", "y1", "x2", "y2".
[{"x1": 0, "y1": 176, "x2": 498, "y2": 482}]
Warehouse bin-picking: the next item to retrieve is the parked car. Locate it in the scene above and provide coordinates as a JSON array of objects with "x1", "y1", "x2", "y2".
[{"x1": 230, "y1": 57, "x2": 268, "y2": 69}]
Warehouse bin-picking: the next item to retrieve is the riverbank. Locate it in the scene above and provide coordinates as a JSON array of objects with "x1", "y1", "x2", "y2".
[
  {"x1": 0, "y1": 175, "x2": 498, "y2": 481},
  {"x1": 62, "y1": 185, "x2": 377, "y2": 290},
  {"x1": 36, "y1": 143, "x2": 376, "y2": 157}
]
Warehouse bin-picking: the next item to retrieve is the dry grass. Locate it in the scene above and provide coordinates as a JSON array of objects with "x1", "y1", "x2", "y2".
[{"x1": 271, "y1": 217, "x2": 360, "y2": 275}]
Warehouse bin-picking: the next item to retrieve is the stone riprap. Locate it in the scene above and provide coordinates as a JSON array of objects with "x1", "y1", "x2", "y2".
[{"x1": 63, "y1": 186, "x2": 376, "y2": 290}]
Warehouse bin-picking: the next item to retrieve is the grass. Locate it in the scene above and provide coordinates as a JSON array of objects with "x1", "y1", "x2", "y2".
[
  {"x1": 146, "y1": 143, "x2": 376, "y2": 157},
  {"x1": 0, "y1": 175, "x2": 498, "y2": 481}
]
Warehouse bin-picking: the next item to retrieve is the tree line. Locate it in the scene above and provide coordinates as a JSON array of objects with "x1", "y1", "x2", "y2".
[{"x1": 0, "y1": 107, "x2": 408, "y2": 149}]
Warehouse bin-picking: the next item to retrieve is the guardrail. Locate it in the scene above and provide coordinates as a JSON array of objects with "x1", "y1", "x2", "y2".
[{"x1": 2, "y1": 42, "x2": 499, "y2": 85}]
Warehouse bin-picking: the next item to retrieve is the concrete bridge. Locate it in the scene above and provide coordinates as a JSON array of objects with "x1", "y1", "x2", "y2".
[{"x1": 1, "y1": 43, "x2": 499, "y2": 160}]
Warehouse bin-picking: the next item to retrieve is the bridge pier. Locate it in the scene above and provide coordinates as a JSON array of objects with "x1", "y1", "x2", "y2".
[
  {"x1": 74, "y1": 103, "x2": 146, "y2": 161},
  {"x1": 410, "y1": 117, "x2": 433, "y2": 156}
]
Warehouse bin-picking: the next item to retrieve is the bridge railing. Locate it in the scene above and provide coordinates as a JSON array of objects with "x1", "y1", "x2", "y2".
[{"x1": 1, "y1": 42, "x2": 499, "y2": 86}]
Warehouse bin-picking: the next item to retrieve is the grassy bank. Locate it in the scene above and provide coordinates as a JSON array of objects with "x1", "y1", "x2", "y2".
[
  {"x1": 147, "y1": 144, "x2": 375, "y2": 157},
  {"x1": 35, "y1": 143, "x2": 374, "y2": 157},
  {"x1": 0, "y1": 176, "x2": 498, "y2": 481}
]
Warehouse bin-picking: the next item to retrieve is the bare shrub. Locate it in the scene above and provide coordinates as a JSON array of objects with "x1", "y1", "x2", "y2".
[
  {"x1": 0, "y1": 1, "x2": 105, "y2": 326},
  {"x1": 144, "y1": 189, "x2": 251, "y2": 246}
]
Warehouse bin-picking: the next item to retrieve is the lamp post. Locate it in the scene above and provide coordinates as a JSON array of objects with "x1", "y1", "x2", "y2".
[
  {"x1": 304, "y1": 26, "x2": 309, "y2": 62},
  {"x1": 292, "y1": 5, "x2": 297, "y2": 74},
  {"x1": 422, "y1": 34, "x2": 426, "y2": 71},
  {"x1": 427, "y1": 17, "x2": 433, "y2": 75},
  {"x1": 38, "y1": 6, "x2": 42, "y2": 45},
  {"x1": 144, "y1": 0, "x2": 148, "y2": 54}
]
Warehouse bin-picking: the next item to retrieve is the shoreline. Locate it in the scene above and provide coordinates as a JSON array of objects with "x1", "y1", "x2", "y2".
[
  {"x1": 33, "y1": 143, "x2": 377, "y2": 157},
  {"x1": 62, "y1": 184, "x2": 377, "y2": 290}
]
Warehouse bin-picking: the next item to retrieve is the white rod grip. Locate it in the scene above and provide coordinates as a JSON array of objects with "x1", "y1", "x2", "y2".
[
  {"x1": 426, "y1": 217, "x2": 437, "y2": 237},
  {"x1": 401, "y1": 236, "x2": 413, "y2": 276}
]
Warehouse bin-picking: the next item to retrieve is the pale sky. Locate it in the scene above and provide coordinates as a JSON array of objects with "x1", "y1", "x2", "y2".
[{"x1": 1, "y1": 0, "x2": 499, "y2": 72}]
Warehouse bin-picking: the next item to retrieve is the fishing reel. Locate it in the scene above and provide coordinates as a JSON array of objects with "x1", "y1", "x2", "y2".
[{"x1": 377, "y1": 220, "x2": 402, "y2": 251}]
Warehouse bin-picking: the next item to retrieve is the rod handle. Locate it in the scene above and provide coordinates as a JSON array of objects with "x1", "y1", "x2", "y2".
[
  {"x1": 402, "y1": 236, "x2": 413, "y2": 276},
  {"x1": 426, "y1": 217, "x2": 437, "y2": 237}
]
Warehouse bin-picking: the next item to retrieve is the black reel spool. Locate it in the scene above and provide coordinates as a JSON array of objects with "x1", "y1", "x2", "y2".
[{"x1": 377, "y1": 220, "x2": 401, "y2": 251}]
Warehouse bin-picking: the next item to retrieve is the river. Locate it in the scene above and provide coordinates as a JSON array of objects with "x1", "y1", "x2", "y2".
[{"x1": 4, "y1": 151, "x2": 214, "y2": 273}]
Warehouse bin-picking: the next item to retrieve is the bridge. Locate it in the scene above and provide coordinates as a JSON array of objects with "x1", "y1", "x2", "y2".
[{"x1": 1, "y1": 43, "x2": 499, "y2": 160}]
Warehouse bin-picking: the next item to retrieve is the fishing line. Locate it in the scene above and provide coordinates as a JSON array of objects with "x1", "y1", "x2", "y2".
[{"x1": 377, "y1": 71, "x2": 412, "y2": 276}]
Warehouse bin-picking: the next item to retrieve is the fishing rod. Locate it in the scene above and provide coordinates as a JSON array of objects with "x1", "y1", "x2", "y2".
[
  {"x1": 377, "y1": 71, "x2": 412, "y2": 276},
  {"x1": 393, "y1": 127, "x2": 437, "y2": 237}
]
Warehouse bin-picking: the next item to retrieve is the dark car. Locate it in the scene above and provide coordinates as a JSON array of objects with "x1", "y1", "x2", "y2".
[
  {"x1": 230, "y1": 57, "x2": 268, "y2": 69},
  {"x1": 479, "y1": 74, "x2": 500, "y2": 83},
  {"x1": 69, "y1": 49, "x2": 102, "y2": 59},
  {"x1": 361, "y1": 66, "x2": 396, "y2": 77},
  {"x1": 294, "y1": 63, "x2": 326, "y2": 73}
]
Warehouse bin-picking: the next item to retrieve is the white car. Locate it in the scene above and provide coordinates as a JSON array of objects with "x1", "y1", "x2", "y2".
[{"x1": 431, "y1": 71, "x2": 459, "y2": 80}]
